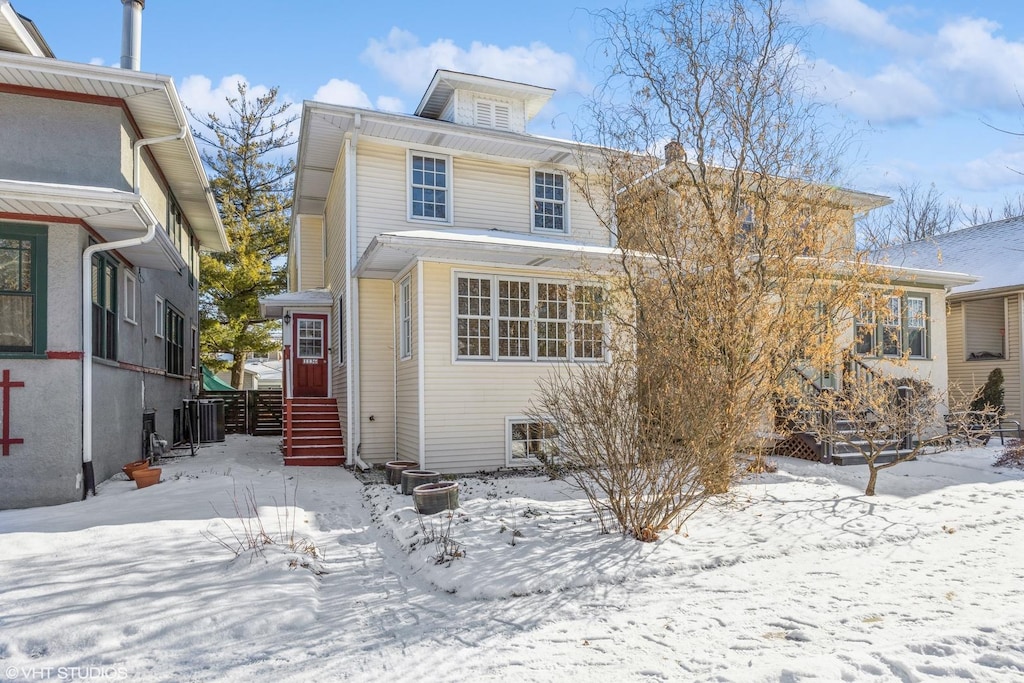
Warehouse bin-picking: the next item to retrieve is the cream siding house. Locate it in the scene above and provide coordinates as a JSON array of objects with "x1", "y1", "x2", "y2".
[
  {"x1": 268, "y1": 69, "x2": 973, "y2": 473},
  {"x1": 263, "y1": 70, "x2": 618, "y2": 471}
]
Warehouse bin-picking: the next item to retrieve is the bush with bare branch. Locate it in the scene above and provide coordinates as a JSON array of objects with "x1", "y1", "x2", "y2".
[
  {"x1": 532, "y1": 357, "x2": 721, "y2": 541},
  {"x1": 803, "y1": 378, "x2": 984, "y2": 496}
]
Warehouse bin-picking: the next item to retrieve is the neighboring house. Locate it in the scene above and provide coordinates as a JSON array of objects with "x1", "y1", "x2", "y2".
[
  {"x1": 877, "y1": 217, "x2": 1024, "y2": 420},
  {"x1": 215, "y1": 358, "x2": 282, "y2": 390},
  {"x1": 266, "y1": 69, "x2": 971, "y2": 473},
  {"x1": 0, "y1": 1, "x2": 228, "y2": 508}
]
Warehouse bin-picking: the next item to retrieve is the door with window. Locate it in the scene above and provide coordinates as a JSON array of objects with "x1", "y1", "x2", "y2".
[{"x1": 292, "y1": 313, "x2": 328, "y2": 397}]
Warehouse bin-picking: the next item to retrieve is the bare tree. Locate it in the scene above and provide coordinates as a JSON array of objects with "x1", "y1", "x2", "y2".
[
  {"x1": 858, "y1": 182, "x2": 959, "y2": 248},
  {"x1": 543, "y1": 0, "x2": 889, "y2": 530},
  {"x1": 961, "y1": 193, "x2": 1024, "y2": 226},
  {"x1": 807, "y1": 378, "x2": 986, "y2": 495}
]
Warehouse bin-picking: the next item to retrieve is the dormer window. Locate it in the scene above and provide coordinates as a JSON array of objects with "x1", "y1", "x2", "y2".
[
  {"x1": 475, "y1": 99, "x2": 511, "y2": 131},
  {"x1": 533, "y1": 170, "x2": 568, "y2": 234}
]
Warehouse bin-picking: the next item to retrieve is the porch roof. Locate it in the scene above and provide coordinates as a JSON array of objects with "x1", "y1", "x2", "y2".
[
  {"x1": 259, "y1": 288, "x2": 333, "y2": 318},
  {"x1": 0, "y1": 178, "x2": 185, "y2": 270},
  {"x1": 354, "y1": 228, "x2": 620, "y2": 279}
]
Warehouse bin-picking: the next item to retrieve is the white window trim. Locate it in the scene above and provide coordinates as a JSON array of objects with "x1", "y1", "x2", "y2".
[
  {"x1": 123, "y1": 270, "x2": 137, "y2": 325},
  {"x1": 154, "y1": 295, "x2": 165, "y2": 338},
  {"x1": 505, "y1": 416, "x2": 560, "y2": 467},
  {"x1": 530, "y1": 168, "x2": 570, "y2": 236},
  {"x1": 407, "y1": 150, "x2": 453, "y2": 224},
  {"x1": 452, "y1": 271, "x2": 607, "y2": 364},
  {"x1": 399, "y1": 276, "x2": 412, "y2": 360}
]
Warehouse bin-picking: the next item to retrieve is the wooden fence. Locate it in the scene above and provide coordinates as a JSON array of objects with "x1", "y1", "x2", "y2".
[{"x1": 198, "y1": 389, "x2": 282, "y2": 436}]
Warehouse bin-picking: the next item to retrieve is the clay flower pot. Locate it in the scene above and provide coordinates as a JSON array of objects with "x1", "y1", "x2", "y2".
[
  {"x1": 384, "y1": 460, "x2": 419, "y2": 485},
  {"x1": 122, "y1": 460, "x2": 150, "y2": 481},
  {"x1": 134, "y1": 467, "x2": 162, "y2": 489},
  {"x1": 413, "y1": 481, "x2": 459, "y2": 515}
]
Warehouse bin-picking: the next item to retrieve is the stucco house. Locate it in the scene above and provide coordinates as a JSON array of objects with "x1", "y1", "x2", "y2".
[
  {"x1": 265, "y1": 69, "x2": 974, "y2": 473},
  {"x1": 878, "y1": 216, "x2": 1024, "y2": 420},
  {"x1": 0, "y1": 0, "x2": 228, "y2": 508}
]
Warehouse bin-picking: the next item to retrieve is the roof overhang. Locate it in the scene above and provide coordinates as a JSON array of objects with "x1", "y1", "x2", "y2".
[
  {"x1": 0, "y1": 51, "x2": 227, "y2": 252},
  {"x1": 0, "y1": 1, "x2": 51, "y2": 57},
  {"x1": 0, "y1": 178, "x2": 186, "y2": 270},
  {"x1": 354, "y1": 228, "x2": 620, "y2": 279},
  {"x1": 294, "y1": 101, "x2": 604, "y2": 217},
  {"x1": 259, "y1": 288, "x2": 333, "y2": 318},
  {"x1": 415, "y1": 69, "x2": 555, "y2": 121},
  {"x1": 872, "y1": 262, "x2": 977, "y2": 288}
]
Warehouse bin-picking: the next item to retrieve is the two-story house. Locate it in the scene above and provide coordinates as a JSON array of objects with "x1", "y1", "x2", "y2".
[
  {"x1": 268, "y1": 69, "x2": 973, "y2": 473},
  {"x1": 0, "y1": 0, "x2": 228, "y2": 508}
]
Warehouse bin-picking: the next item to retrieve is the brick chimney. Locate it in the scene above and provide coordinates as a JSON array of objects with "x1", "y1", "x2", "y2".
[{"x1": 664, "y1": 141, "x2": 685, "y2": 165}]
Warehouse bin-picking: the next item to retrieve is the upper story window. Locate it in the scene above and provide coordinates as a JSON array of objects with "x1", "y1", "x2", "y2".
[
  {"x1": 533, "y1": 170, "x2": 567, "y2": 234},
  {"x1": 475, "y1": 99, "x2": 511, "y2": 130},
  {"x1": 0, "y1": 223, "x2": 47, "y2": 356},
  {"x1": 409, "y1": 152, "x2": 451, "y2": 223},
  {"x1": 123, "y1": 270, "x2": 137, "y2": 324}
]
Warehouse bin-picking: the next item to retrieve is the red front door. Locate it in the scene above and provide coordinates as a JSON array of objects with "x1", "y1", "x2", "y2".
[{"x1": 292, "y1": 313, "x2": 328, "y2": 397}]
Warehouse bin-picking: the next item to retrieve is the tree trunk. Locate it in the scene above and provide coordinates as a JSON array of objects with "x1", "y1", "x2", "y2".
[
  {"x1": 865, "y1": 467, "x2": 878, "y2": 496},
  {"x1": 230, "y1": 357, "x2": 245, "y2": 390}
]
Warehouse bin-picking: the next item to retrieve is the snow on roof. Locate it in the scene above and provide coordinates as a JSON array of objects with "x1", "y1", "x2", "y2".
[{"x1": 874, "y1": 216, "x2": 1024, "y2": 295}]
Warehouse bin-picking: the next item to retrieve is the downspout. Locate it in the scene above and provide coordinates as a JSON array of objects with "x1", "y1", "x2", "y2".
[
  {"x1": 416, "y1": 260, "x2": 425, "y2": 470},
  {"x1": 81, "y1": 125, "x2": 186, "y2": 498},
  {"x1": 346, "y1": 114, "x2": 370, "y2": 470},
  {"x1": 392, "y1": 280, "x2": 398, "y2": 459}
]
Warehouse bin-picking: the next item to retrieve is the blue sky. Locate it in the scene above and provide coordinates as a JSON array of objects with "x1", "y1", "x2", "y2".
[{"x1": 17, "y1": 0, "x2": 1024, "y2": 219}]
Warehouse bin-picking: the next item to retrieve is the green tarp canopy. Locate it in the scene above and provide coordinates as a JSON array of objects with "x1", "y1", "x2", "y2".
[{"x1": 202, "y1": 365, "x2": 235, "y2": 391}]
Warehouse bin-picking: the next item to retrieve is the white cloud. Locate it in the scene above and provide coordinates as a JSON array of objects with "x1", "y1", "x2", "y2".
[
  {"x1": 361, "y1": 27, "x2": 584, "y2": 94},
  {"x1": 932, "y1": 17, "x2": 1024, "y2": 108},
  {"x1": 805, "y1": 56, "x2": 940, "y2": 122},
  {"x1": 805, "y1": 0, "x2": 918, "y2": 51},
  {"x1": 954, "y1": 147, "x2": 1024, "y2": 192},
  {"x1": 804, "y1": 5, "x2": 1024, "y2": 123},
  {"x1": 312, "y1": 78, "x2": 372, "y2": 108},
  {"x1": 375, "y1": 96, "x2": 404, "y2": 112},
  {"x1": 177, "y1": 74, "x2": 299, "y2": 151},
  {"x1": 178, "y1": 74, "x2": 279, "y2": 121},
  {"x1": 89, "y1": 57, "x2": 106, "y2": 66}
]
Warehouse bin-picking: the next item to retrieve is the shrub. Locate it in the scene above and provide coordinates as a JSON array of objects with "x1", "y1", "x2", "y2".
[
  {"x1": 994, "y1": 439, "x2": 1024, "y2": 470},
  {"x1": 970, "y1": 368, "x2": 1005, "y2": 415}
]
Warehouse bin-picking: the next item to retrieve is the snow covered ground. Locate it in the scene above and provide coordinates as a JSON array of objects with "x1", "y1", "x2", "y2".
[{"x1": 2, "y1": 435, "x2": 1023, "y2": 682}]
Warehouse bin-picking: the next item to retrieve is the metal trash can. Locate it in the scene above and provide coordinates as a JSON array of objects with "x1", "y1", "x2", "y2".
[{"x1": 198, "y1": 399, "x2": 226, "y2": 442}]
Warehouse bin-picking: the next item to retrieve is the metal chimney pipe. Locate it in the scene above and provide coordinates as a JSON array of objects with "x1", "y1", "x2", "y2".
[{"x1": 119, "y1": 0, "x2": 145, "y2": 71}]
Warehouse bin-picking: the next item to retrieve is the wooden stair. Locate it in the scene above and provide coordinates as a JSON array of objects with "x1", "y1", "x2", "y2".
[{"x1": 284, "y1": 397, "x2": 345, "y2": 466}]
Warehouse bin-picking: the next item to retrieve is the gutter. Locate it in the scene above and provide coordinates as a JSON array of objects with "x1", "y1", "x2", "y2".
[{"x1": 81, "y1": 125, "x2": 186, "y2": 499}]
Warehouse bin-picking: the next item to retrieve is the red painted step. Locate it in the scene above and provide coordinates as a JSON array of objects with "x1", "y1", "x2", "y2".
[{"x1": 284, "y1": 397, "x2": 345, "y2": 466}]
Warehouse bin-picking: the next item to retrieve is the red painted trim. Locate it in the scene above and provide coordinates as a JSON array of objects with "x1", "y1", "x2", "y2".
[
  {"x1": 0, "y1": 83, "x2": 125, "y2": 109},
  {"x1": 1, "y1": 369, "x2": 26, "y2": 456},
  {"x1": 0, "y1": 215, "x2": 138, "y2": 270},
  {"x1": 46, "y1": 351, "x2": 84, "y2": 360}
]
